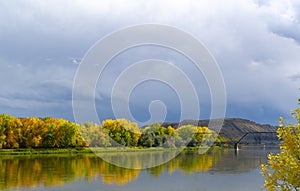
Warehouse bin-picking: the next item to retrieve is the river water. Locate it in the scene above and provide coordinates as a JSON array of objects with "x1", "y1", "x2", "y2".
[{"x1": 0, "y1": 147, "x2": 278, "y2": 191}]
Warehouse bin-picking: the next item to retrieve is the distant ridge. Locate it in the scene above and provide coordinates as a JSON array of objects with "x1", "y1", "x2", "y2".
[{"x1": 161, "y1": 118, "x2": 278, "y2": 143}]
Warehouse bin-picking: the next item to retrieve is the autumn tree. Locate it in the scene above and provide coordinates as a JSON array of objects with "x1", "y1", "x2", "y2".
[
  {"x1": 163, "y1": 126, "x2": 177, "y2": 148},
  {"x1": 77, "y1": 123, "x2": 90, "y2": 147},
  {"x1": 116, "y1": 119, "x2": 141, "y2": 146},
  {"x1": 0, "y1": 116, "x2": 5, "y2": 148},
  {"x1": 84, "y1": 122, "x2": 111, "y2": 147},
  {"x1": 102, "y1": 119, "x2": 141, "y2": 147},
  {"x1": 0, "y1": 114, "x2": 225, "y2": 149},
  {"x1": 56, "y1": 120, "x2": 78, "y2": 147},
  {"x1": 176, "y1": 125, "x2": 225, "y2": 147},
  {"x1": 0, "y1": 114, "x2": 23, "y2": 148},
  {"x1": 261, "y1": 102, "x2": 300, "y2": 190},
  {"x1": 19, "y1": 117, "x2": 45, "y2": 148},
  {"x1": 194, "y1": 126, "x2": 224, "y2": 146}
]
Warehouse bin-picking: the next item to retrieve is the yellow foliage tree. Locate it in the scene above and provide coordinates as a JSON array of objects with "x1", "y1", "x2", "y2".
[
  {"x1": 102, "y1": 119, "x2": 141, "y2": 147},
  {"x1": 261, "y1": 105, "x2": 300, "y2": 190}
]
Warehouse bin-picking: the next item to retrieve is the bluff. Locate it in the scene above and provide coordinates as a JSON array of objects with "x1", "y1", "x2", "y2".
[{"x1": 161, "y1": 118, "x2": 279, "y2": 144}]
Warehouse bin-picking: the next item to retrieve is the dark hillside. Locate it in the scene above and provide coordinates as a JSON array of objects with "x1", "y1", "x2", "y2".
[{"x1": 161, "y1": 118, "x2": 278, "y2": 144}]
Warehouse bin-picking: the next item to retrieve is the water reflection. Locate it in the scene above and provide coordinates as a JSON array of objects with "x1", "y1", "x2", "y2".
[
  {"x1": 97, "y1": 150, "x2": 180, "y2": 169},
  {"x1": 0, "y1": 148, "x2": 278, "y2": 190}
]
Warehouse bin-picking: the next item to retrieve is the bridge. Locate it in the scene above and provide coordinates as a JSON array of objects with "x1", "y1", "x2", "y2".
[
  {"x1": 233, "y1": 131, "x2": 278, "y2": 150},
  {"x1": 193, "y1": 131, "x2": 278, "y2": 150}
]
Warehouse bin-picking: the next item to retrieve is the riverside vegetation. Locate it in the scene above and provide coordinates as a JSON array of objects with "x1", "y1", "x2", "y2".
[
  {"x1": 261, "y1": 101, "x2": 300, "y2": 191},
  {"x1": 0, "y1": 114, "x2": 228, "y2": 150}
]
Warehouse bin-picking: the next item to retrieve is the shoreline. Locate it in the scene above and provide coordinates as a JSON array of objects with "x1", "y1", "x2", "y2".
[
  {"x1": 0, "y1": 146, "x2": 228, "y2": 156},
  {"x1": 0, "y1": 144, "x2": 279, "y2": 156}
]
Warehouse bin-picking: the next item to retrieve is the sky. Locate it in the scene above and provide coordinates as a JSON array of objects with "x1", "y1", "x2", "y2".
[{"x1": 0, "y1": 0, "x2": 300, "y2": 125}]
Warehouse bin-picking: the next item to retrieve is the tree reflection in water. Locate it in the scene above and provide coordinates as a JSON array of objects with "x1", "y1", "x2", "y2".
[{"x1": 0, "y1": 148, "x2": 272, "y2": 190}]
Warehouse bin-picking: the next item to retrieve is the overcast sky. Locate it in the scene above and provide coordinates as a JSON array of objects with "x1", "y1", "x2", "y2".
[{"x1": 0, "y1": 0, "x2": 300, "y2": 125}]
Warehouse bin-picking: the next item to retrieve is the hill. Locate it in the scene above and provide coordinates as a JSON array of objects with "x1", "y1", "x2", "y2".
[{"x1": 161, "y1": 118, "x2": 279, "y2": 144}]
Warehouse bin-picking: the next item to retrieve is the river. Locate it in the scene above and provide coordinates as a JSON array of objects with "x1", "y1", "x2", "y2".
[{"x1": 0, "y1": 146, "x2": 279, "y2": 191}]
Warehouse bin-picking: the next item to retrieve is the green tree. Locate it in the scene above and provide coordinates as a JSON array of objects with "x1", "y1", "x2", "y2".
[
  {"x1": 41, "y1": 117, "x2": 58, "y2": 148},
  {"x1": 77, "y1": 123, "x2": 90, "y2": 146},
  {"x1": 56, "y1": 120, "x2": 78, "y2": 147},
  {"x1": 176, "y1": 125, "x2": 197, "y2": 146},
  {"x1": 85, "y1": 122, "x2": 111, "y2": 147},
  {"x1": 139, "y1": 123, "x2": 168, "y2": 147},
  {"x1": 261, "y1": 102, "x2": 300, "y2": 190}
]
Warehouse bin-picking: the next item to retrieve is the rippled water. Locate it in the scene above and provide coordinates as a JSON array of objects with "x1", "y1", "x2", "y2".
[{"x1": 0, "y1": 147, "x2": 279, "y2": 191}]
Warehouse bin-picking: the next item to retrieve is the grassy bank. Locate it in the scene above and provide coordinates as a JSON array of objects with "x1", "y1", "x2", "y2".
[
  {"x1": 0, "y1": 145, "x2": 230, "y2": 156},
  {"x1": 0, "y1": 147, "x2": 177, "y2": 156}
]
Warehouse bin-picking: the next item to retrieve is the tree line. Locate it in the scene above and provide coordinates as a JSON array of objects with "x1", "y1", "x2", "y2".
[{"x1": 0, "y1": 114, "x2": 227, "y2": 149}]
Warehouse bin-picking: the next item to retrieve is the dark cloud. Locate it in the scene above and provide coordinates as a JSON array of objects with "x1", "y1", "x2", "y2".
[{"x1": 0, "y1": 0, "x2": 299, "y2": 125}]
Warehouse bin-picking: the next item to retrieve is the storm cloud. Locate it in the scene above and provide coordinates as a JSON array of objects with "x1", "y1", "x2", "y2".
[{"x1": 0, "y1": 0, "x2": 299, "y2": 125}]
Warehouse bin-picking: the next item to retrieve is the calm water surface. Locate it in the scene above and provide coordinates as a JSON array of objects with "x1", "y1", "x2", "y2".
[{"x1": 0, "y1": 147, "x2": 278, "y2": 191}]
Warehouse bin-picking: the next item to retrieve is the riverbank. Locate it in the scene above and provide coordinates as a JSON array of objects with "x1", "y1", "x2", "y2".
[{"x1": 0, "y1": 145, "x2": 228, "y2": 156}]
